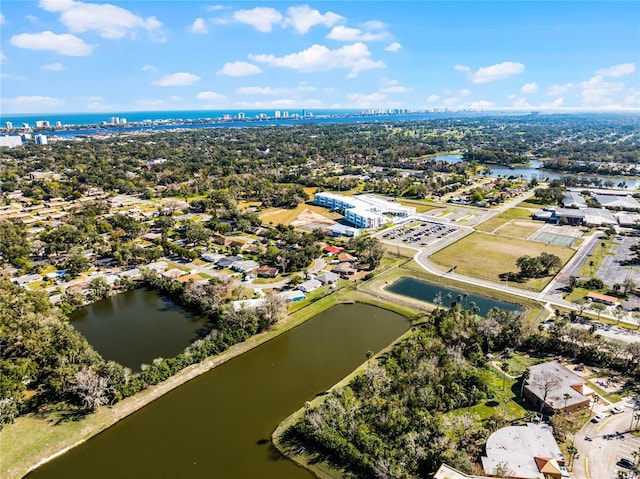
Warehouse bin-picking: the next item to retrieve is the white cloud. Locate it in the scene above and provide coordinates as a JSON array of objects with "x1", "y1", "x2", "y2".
[
  {"x1": 142, "y1": 65, "x2": 157, "y2": 72},
  {"x1": 233, "y1": 7, "x2": 282, "y2": 32},
  {"x1": 206, "y1": 5, "x2": 225, "y2": 11},
  {"x1": 152, "y1": 72, "x2": 200, "y2": 86},
  {"x1": 135, "y1": 99, "x2": 164, "y2": 108},
  {"x1": 454, "y1": 64, "x2": 470, "y2": 72},
  {"x1": 218, "y1": 61, "x2": 263, "y2": 77},
  {"x1": 512, "y1": 97, "x2": 531, "y2": 108},
  {"x1": 623, "y1": 88, "x2": 639, "y2": 108},
  {"x1": 427, "y1": 94, "x2": 440, "y2": 102},
  {"x1": 169, "y1": 95, "x2": 183, "y2": 102},
  {"x1": 346, "y1": 92, "x2": 386, "y2": 108},
  {"x1": 470, "y1": 62, "x2": 524, "y2": 83},
  {"x1": 196, "y1": 91, "x2": 227, "y2": 102},
  {"x1": 250, "y1": 42, "x2": 385, "y2": 77},
  {"x1": 380, "y1": 86, "x2": 412, "y2": 93},
  {"x1": 235, "y1": 98, "x2": 324, "y2": 109},
  {"x1": 541, "y1": 97, "x2": 564, "y2": 108},
  {"x1": 547, "y1": 83, "x2": 572, "y2": 96},
  {"x1": 581, "y1": 75, "x2": 624, "y2": 107},
  {"x1": 236, "y1": 84, "x2": 318, "y2": 96},
  {"x1": 0, "y1": 13, "x2": 5, "y2": 24},
  {"x1": 0, "y1": 51, "x2": 6, "y2": 63},
  {"x1": 190, "y1": 18, "x2": 208, "y2": 34},
  {"x1": 26, "y1": 14, "x2": 39, "y2": 23},
  {"x1": 39, "y1": 0, "x2": 164, "y2": 41},
  {"x1": 2, "y1": 95, "x2": 64, "y2": 113},
  {"x1": 284, "y1": 5, "x2": 343, "y2": 34},
  {"x1": 442, "y1": 97, "x2": 459, "y2": 107},
  {"x1": 385, "y1": 42, "x2": 402, "y2": 52},
  {"x1": 459, "y1": 88, "x2": 470, "y2": 96},
  {"x1": 597, "y1": 62, "x2": 635, "y2": 78},
  {"x1": 520, "y1": 82, "x2": 538, "y2": 94},
  {"x1": 327, "y1": 25, "x2": 390, "y2": 42},
  {"x1": 468, "y1": 100, "x2": 495, "y2": 109},
  {"x1": 10, "y1": 31, "x2": 94, "y2": 56},
  {"x1": 42, "y1": 62, "x2": 65, "y2": 71}
]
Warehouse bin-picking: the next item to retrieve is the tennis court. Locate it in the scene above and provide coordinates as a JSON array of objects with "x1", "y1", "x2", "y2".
[{"x1": 531, "y1": 230, "x2": 577, "y2": 247}]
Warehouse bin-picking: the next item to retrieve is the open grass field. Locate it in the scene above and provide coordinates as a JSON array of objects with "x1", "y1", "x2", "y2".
[
  {"x1": 259, "y1": 203, "x2": 341, "y2": 226},
  {"x1": 429, "y1": 232, "x2": 575, "y2": 292},
  {"x1": 397, "y1": 199, "x2": 437, "y2": 213},
  {"x1": 475, "y1": 207, "x2": 533, "y2": 232},
  {"x1": 496, "y1": 220, "x2": 544, "y2": 239}
]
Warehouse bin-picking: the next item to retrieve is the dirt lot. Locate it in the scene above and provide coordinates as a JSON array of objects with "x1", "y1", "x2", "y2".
[{"x1": 290, "y1": 208, "x2": 338, "y2": 231}]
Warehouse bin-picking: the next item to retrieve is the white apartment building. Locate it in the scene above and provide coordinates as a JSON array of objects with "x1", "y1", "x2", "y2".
[
  {"x1": 314, "y1": 192, "x2": 415, "y2": 229},
  {"x1": 0, "y1": 135, "x2": 23, "y2": 148}
]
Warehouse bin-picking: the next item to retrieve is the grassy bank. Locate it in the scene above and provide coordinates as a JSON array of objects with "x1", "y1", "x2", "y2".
[{"x1": 0, "y1": 284, "x2": 382, "y2": 479}]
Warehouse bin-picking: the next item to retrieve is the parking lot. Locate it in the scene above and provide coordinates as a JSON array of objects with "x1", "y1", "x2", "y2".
[
  {"x1": 381, "y1": 220, "x2": 460, "y2": 248},
  {"x1": 597, "y1": 235, "x2": 640, "y2": 289}
]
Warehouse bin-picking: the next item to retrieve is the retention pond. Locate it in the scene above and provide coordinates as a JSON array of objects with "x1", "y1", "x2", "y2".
[
  {"x1": 386, "y1": 277, "x2": 523, "y2": 316},
  {"x1": 29, "y1": 303, "x2": 409, "y2": 479}
]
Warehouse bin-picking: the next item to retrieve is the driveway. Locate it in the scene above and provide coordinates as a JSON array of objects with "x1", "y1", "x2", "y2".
[{"x1": 574, "y1": 401, "x2": 640, "y2": 479}]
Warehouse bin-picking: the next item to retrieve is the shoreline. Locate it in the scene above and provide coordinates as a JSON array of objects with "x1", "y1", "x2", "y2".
[{"x1": 1, "y1": 289, "x2": 348, "y2": 479}]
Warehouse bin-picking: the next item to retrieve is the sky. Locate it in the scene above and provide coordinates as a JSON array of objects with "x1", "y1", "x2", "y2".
[{"x1": 0, "y1": 1, "x2": 639, "y2": 114}]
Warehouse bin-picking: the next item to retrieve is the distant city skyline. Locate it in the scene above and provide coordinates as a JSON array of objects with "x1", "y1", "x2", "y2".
[{"x1": 1, "y1": 1, "x2": 638, "y2": 114}]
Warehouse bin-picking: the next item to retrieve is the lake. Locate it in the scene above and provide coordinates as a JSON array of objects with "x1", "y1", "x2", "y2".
[
  {"x1": 28, "y1": 303, "x2": 409, "y2": 479},
  {"x1": 70, "y1": 288, "x2": 209, "y2": 371},
  {"x1": 386, "y1": 277, "x2": 523, "y2": 316}
]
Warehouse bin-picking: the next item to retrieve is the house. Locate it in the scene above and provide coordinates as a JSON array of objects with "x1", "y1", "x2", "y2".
[
  {"x1": 212, "y1": 235, "x2": 231, "y2": 246},
  {"x1": 298, "y1": 279, "x2": 322, "y2": 292},
  {"x1": 201, "y1": 252, "x2": 225, "y2": 263},
  {"x1": 231, "y1": 260, "x2": 260, "y2": 273},
  {"x1": 119, "y1": 268, "x2": 141, "y2": 280},
  {"x1": 333, "y1": 262, "x2": 357, "y2": 276},
  {"x1": 161, "y1": 268, "x2": 187, "y2": 280},
  {"x1": 522, "y1": 361, "x2": 593, "y2": 414},
  {"x1": 147, "y1": 261, "x2": 168, "y2": 272},
  {"x1": 337, "y1": 252, "x2": 357, "y2": 263},
  {"x1": 323, "y1": 245, "x2": 344, "y2": 255},
  {"x1": 586, "y1": 291, "x2": 618, "y2": 306},
  {"x1": 176, "y1": 273, "x2": 206, "y2": 284},
  {"x1": 216, "y1": 255, "x2": 243, "y2": 269},
  {"x1": 279, "y1": 290, "x2": 305, "y2": 302},
  {"x1": 12, "y1": 273, "x2": 43, "y2": 287},
  {"x1": 317, "y1": 271, "x2": 339, "y2": 284},
  {"x1": 482, "y1": 423, "x2": 567, "y2": 479},
  {"x1": 328, "y1": 224, "x2": 361, "y2": 237},
  {"x1": 252, "y1": 265, "x2": 279, "y2": 278}
]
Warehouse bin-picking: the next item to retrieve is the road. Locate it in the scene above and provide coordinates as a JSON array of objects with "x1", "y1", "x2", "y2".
[
  {"x1": 574, "y1": 400, "x2": 640, "y2": 479},
  {"x1": 376, "y1": 191, "x2": 640, "y2": 328}
]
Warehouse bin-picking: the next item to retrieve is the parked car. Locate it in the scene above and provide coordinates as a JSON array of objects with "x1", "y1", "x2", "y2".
[
  {"x1": 592, "y1": 413, "x2": 607, "y2": 423},
  {"x1": 611, "y1": 405, "x2": 625, "y2": 414},
  {"x1": 617, "y1": 458, "x2": 635, "y2": 469}
]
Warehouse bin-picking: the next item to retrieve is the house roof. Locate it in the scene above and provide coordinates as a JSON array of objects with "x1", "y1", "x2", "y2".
[
  {"x1": 587, "y1": 291, "x2": 618, "y2": 303},
  {"x1": 524, "y1": 361, "x2": 592, "y2": 410},
  {"x1": 482, "y1": 423, "x2": 564, "y2": 479},
  {"x1": 534, "y1": 457, "x2": 562, "y2": 475},
  {"x1": 323, "y1": 245, "x2": 344, "y2": 254}
]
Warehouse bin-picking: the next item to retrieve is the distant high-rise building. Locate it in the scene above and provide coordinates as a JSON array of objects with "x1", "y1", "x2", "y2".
[
  {"x1": 283, "y1": 111, "x2": 289, "y2": 118},
  {"x1": 274, "y1": 110, "x2": 281, "y2": 118},
  {"x1": 109, "y1": 117, "x2": 120, "y2": 124},
  {"x1": 238, "y1": 112, "x2": 245, "y2": 119},
  {"x1": 22, "y1": 123, "x2": 30, "y2": 129},
  {"x1": 120, "y1": 118, "x2": 127, "y2": 124},
  {"x1": 55, "y1": 121, "x2": 62, "y2": 127},
  {"x1": 223, "y1": 114, "x2": 232, "y2": 120},
  {"x1": 5, "y1": 122, "x2": 13, "y2": 129},
  {"x1": 35, "y1": 134, "x2": 48, "y2": 145},
  {"x1": 0, "y1": 135, "x2": 23, "y2": 148},
  {"x1": 35, "y1": 120, "x2": 50, "y2": 128}
]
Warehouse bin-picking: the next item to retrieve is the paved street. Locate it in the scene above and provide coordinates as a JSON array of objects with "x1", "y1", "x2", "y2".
[{"x1": 574, "y1": 400, "x2": 640, "y2": 479}]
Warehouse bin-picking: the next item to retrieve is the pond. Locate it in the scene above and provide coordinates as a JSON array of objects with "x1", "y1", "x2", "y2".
[
  {"x1": 29, "y1": 303, "x2": 409, "y2": 479},
  {"x1": 386, "y1": 277, "x2": 523, "y2": 316},
  {"x1": 70, "y1": 288, "x2": 209, "y2": 371}
]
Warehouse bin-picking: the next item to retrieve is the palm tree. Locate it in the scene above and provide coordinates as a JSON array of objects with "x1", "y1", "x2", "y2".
[
  {"x1": 590, "y1": 394, "x2": 599, "y2": 415},
  {"x1": 563, "y1": 392, "x2": 571, "y2": 410},
  {"x1": 520, "y1": 369, "x2": 530, "y2": 398}
]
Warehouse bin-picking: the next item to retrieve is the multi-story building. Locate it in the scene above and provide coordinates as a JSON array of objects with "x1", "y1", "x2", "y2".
[
  {"x1": 0, "y1": 135, "x2": 23, "y2": 148},
  {"x1": 314, "y1": 192, "x2": 415, "y2": 229},
  {"x1": 5, "y1": 122, "x2": 13, "y2": 129},
  {"x1": 35, "y1": 134, "x2": 48, "y2": 145}
]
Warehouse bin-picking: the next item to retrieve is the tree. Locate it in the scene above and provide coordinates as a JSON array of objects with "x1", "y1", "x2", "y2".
[
  {"x1": 67, "y1": 367, "x2": 114, "y2": 412},
  {"x1": 535, "y1": 374, "x2": 560, "y2": 412},
  {"x1": 520, "y1": 369, "x2": 530, "y2": 398},
  {"x1": 88, "y1": 277, "x2": 111, "y2": 301},
  {"x1": 538, "y1": 252, "x2": 562, "y2": 274},
  {"x1": 590, "y1": 302, "x2": 607, "y2": 321},
  {"x1": 63, "y1": 248, "x2": 90, "y2": 277}
]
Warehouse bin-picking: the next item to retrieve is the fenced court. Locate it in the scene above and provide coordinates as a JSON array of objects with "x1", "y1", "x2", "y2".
[{"x1": 531, "y1": 230, "x2": 577, "y2": 247}]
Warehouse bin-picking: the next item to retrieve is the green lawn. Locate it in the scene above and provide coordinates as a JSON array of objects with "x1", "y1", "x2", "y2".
[
  {"x1": 476, "y1": 207, "x2": 533, "y2": 232},
  {"x1": 429, "y1": 232, "x2": 575, "y2": 292},
  {"x1": 496, "y1": 220, "x2": 543, "y2": 239}
]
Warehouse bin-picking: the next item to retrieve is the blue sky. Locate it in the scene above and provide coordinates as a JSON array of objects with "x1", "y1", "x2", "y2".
[{"x1": 1, "y1": 1, "x2": 639, "y2": 113}]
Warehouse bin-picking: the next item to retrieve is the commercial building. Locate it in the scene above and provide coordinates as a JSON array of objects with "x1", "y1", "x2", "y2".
[
  {"x1": 482, "y1": 423, "x2": 568, "y2": 479},
  {"x1": 522, "y1": 361, "x2": 593, "y2": 414},
  {"x1": 0, "y1": 135, "x2": 23, "y2": 148},
  {"x1": 35, "y1": 134, "x2": 48, "y2": 145},
  {"x1": 313, "y1": 192, "x2": 415, "y2": 229}
]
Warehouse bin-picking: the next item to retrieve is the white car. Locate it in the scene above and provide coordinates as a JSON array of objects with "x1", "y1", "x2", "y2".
[
  {"x1": 611, "y1": 405, "x2": 625, "y2": 414},
  {"x1": 592, "y1": 413, "x2": 607, "y2": 423}
]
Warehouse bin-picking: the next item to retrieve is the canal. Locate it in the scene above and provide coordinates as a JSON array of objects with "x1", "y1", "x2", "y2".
[
  {"x1": 28, "y1": 303, "x2": 409, "y2": 479},
  {"x1": 386, "y1": 277, "x2": 523, "y2": 316},
  {"x1": 70, "y1": 288, "x2": 209, "y2": 371}
]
